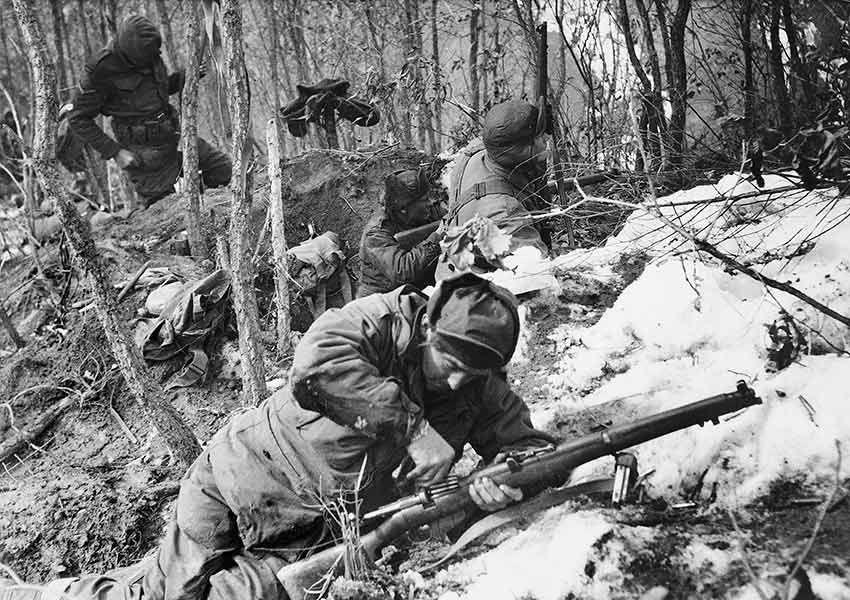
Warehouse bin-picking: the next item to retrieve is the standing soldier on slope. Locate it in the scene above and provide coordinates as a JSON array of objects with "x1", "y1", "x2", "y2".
[{"x1": 68, "y1": 15, "x2": 232, "y2": 208}]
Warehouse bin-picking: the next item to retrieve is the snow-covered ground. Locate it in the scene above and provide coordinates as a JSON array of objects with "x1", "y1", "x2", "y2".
[{"x1": 438, "y1": 173, "x2": 850, "y2": 599}]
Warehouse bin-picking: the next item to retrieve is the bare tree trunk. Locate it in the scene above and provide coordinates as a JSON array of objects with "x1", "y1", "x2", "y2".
[
  {"x1": 740, "y1": 0, "x2": 755, "y2": 136},
  {"x1": 492, "y1": 0, "x2": 502, "y2": 102},
  {"x1": 618, "y1": 0, "x2": 657, "y2": 167},
  {"x1": 97, "y1": 0, "x2": 108, "y2": 42},
  {"x1": 480, "y1": 0, "x2": 488, "y2": 103},
  {"x1": 397, "y1": 0, "x2": 413, "y2": 146},
  {"x1": 285, "y1": 0, "x2": 310, "y2": 82},
  {"x1": 430, "y1": 0, "x2": 442, "y2": 153},
  {"x1": 781, "y1": 0, "x2": 812, "y2": 114},
  {"x1": 182, "y1": 0, "x2": 206, "y2": 259},
  {"x1": 221, "y1": 0, "x2": 267, "y2": 406},
  {"x1": 769, "y1": 1, "x2": 793, "y2": 135},
  {"x1": 76, "y1": 0, "x2": 92, "y2": 57},
  {"x1": 654, "y1": 1, "x2": 673, "y2": 103},
  {"x1": 265, "y1": 0, "x2": 290, "y2": 356},
  {"x1": 266, "y1": 125, "x2": 291, "y2": 356},
  {"x1": 105, "y1": 0, "x2": 118, "y2": 35},
  {"x1": 155, "y1": 0, "x2": 180, "y2": 70},
  {"x1": 634, "y1": 0, "x2": 667, "y2": 162},
  {"x1": 667, "y1": 0, "x2": 691, "y2": 165},
  {"x1": 0, "y1": 11, "x2": 14, "y2": 97},
  {"x1": 468, "y1": 0, "x2": 481, "y2": 114},
  {"x1": 10, "y1": 0, "x2": 201, "y2": 467},
  {"x1": 49, "y1": 0, "x2": 68, "y2": 98},
  {"x1": 364, "y1": 2, "x2": 401, "y2": 143},
  {"x1": 267, "y1": 0, "x2": 289, "y2": 156},
  {"x1": 60, "y1": 9, "x2": 77, "y2": 83}
]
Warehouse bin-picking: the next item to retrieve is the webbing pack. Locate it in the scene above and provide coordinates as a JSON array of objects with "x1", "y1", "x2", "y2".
[{"x1": 446, "y1": 147, "x2": 530, "y2": 226}]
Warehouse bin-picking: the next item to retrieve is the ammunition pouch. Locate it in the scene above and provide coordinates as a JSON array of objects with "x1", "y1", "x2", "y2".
[{"x1": 114, "y1": 111, "x2": 179, "y2": 147}]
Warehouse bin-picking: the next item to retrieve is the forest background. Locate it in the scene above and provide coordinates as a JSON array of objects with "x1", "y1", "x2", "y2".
[{"x1": 1, "y1": 0, "x2": 847, "y2": 179}]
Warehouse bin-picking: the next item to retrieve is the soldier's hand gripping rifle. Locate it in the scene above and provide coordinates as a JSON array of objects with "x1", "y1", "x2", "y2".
[
  {"x1": 277, "y1": 382, "x2": 761, "y2": 599},
  {"x1": 536, "y1": 22, "x2": 576, "y2": 248}
]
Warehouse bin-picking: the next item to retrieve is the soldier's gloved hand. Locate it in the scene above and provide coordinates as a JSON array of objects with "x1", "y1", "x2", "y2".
[
  {"x1": 114, "y1": 149, "x2": 139, "y2": 169},
  {"x1": 405, "y1": 420, "x2": 454, "y2": 488}
]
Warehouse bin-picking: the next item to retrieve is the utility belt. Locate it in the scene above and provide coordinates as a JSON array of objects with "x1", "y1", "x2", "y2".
[{"x1": 113, "y1": 110, "x2": 179, "y2": 147}]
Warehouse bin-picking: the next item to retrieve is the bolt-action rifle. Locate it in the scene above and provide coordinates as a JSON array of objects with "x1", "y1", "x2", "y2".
[{"x1": 277, "y1": 382, "x2": 761, "y2": 599}]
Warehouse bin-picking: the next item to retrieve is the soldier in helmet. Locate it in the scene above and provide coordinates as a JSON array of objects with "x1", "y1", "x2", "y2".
[
  {"x1": 68, "y1": 15, "x2": 232, "y2": 208},
  {"x1": 437, "y1": 100, "x2": 551, "y2": 279},
  {"x1": 357, "y1": 167, "x2": 443, "y2": 297}
]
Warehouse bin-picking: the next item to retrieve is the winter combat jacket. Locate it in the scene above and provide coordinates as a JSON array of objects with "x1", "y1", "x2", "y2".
[
  {"x1": 183, "y1": 286, "x2": 553, "y2": 550},
  {"x1": 357, "y1": 211, "x2": 441, "y2": 297},
  {"x1": 68, "y1": 46, "x2": 182, "y2": 160}
]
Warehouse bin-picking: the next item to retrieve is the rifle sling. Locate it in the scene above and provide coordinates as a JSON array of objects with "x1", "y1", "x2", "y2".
[{"x1": 421, "y1": 476, "x2": 615, "y2": 573}]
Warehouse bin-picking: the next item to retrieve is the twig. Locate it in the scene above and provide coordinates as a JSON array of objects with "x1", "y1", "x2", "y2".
[
  {"x1": 0, "y1": 398, "x2": 75, "y2": 464},
  {"x1": 783, "y1": 440, "x2": 843, "y2": 600},
  {"x1": 116, "y1": 260, "x2": 152, "y2": 303},
  {"x1": 727, "y1": 508, "x2": 771, "y2": 600},
  {"x1": 693, "y1": 240, "x2": 850, "y2": 328},
  {"x1": 0, "y1": 562, "x2": 23, "y2": 584},
  {"x1": 108, "y1": 387, "x2": 138, "y2": 445}
]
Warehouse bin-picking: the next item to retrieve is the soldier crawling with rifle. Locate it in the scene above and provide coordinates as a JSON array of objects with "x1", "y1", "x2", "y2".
[{"x1": 0, "y1": 273, "x2": 761, "y2": 600}]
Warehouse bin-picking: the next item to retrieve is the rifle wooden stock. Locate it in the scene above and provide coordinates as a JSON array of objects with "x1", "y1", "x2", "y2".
[
  {"x1": 393, "y1": 220, "x2": 441, "y2": 250},
  {"x1": 277, "y1": 382, "x2": 761, "y2": 599}
]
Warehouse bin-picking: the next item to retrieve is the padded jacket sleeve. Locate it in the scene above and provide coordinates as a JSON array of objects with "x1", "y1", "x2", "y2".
[
  {"x1": 361, "y1": 226, "x2": 441, "y2": 289},
  {"x1": 68, "y1": 61, "x2": 122, "y2": 159},
  {"x1": 290, "y1": 297, "x2": 424, "y2": 446},
  {"x1": 468, "y1": 374, "x2": 556, "y2": 463}
]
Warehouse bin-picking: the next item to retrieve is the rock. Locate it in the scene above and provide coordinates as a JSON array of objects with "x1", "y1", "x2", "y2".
[{"x1": 89, "y1": 210, "x2": 115, "y2": 230}]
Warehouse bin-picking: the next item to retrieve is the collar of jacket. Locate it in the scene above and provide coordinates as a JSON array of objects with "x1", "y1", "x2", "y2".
[
  {"x1": 109, "y1": 42, "x2": 157, "y2": 76},
  {"x1": 378, "y1": 211, "x2": 405, "y2": 234}
]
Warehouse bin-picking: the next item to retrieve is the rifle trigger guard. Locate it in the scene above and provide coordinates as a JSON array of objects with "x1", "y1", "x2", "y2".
[{"x1": 505, "y1": 457, "x2": 521, "y2": 472}]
